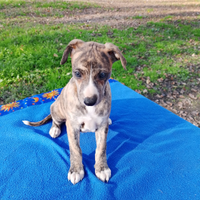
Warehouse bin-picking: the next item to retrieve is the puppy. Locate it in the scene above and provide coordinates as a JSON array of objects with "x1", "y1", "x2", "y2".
[{"x1": 23, "y1": 39, "x2": 127, "y2": 184}]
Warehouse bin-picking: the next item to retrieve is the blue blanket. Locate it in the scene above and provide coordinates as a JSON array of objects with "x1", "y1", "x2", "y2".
[{"x1": 1, "y1": 81, "x2": 200, "y2": 200}]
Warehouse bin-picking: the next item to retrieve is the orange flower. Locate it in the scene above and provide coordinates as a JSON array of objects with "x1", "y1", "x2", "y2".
[
  {"x1": 1, "y1": 102, "x2": 20, "y2": 112},
  {"x1": 43, "y1": 90, "x2": 59, "y2": 100}
]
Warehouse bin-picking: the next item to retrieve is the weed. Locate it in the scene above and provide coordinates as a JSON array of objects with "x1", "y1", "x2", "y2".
[
  {"x1": 161, "y1": 15, "x2": 174, "y2": 21},
  {"x1": 147, "y1": 8, "x2": 154, "y2": 13},
  {"x1": 132, "y1": 15, "x2": 146, "y2": 19}
]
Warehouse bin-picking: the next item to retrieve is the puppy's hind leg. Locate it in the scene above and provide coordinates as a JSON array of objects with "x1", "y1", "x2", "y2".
[
  {"x1": 49, "y1": 121, "x2": 62, "y2": 138},
  {"x1": 49, "y1": 102, "x2": 64, "y2": 138}
]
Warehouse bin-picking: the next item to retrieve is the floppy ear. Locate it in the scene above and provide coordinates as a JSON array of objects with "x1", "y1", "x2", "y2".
[
  {"x1": 60, "y1": 39, "x2": 85, "y2": 65},
  {"x1": 105, "y1": 43, "x2": 127, "y2": 70}
]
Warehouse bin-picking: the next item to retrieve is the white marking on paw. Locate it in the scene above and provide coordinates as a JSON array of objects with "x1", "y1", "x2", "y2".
[
  {"x1": 96, "y1": 168, "x2": 111, "y2": 182},
  {"x1": 22, "y1": 120, "x2": 30, "y2": 126},
  {"x1": 108, "y1": 118, "x2": 112, "y2": 125},
  {"x1": 49, "y1": 127, "x2": 61, "y2": 138},
  {"x1": 68, "y1": 170, "x2": 84, "y2": 185}
]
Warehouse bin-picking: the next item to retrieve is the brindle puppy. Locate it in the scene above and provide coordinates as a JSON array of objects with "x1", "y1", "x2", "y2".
[{"x1": 23, "y1": 39, "x2": 127, "y2": 184}]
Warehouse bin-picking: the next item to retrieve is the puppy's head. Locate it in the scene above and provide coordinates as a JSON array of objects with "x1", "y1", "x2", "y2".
[{"x1": 60, "y1": 39, "x2": 126, "y2": 106}]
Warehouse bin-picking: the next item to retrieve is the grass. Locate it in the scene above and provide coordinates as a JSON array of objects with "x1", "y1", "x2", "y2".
[
  {"x1": 0, "y1": 0, "x2": 99, "y2": 9},
  {"x1": 161, "y1": 15, "x2": 174, "y2": 21},
  {"x1": 0, "y1": 0, "x2": 100, "y2": 19},
  {"x1": 132, "y1": 15, "x2": 147, "y2": 19},
  {"x1": 0, "y1": 1, "x2": 200, "y2": 104}
]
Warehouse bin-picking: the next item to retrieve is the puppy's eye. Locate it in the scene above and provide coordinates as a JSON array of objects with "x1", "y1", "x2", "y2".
[
  {"x1": 74, "y1": 71, "x2": 81, "y2": 78},
  {"x1": 99, "y1": 72, "x2": 107, "y2": 79}
]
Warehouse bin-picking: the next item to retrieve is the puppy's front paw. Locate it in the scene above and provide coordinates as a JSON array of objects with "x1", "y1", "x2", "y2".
[
  {"x1": 49, "y1": 127, "x2": 61, "y2": 138},
  {"x1": 96, "y1": 168, "x2": 111, "y2": 182},
  {"x1": 108, "y1": 118, "x2": 112, "y2": 125},
  {"x1": 68, "y1": 169, "x2": 85, "y2": 185}
]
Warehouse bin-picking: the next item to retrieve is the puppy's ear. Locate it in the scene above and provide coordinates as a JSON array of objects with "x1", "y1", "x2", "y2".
[
  {"x1": 105, "y1": 43, "x2": 127, "y2": 70},
  {"x1": 60, "y1": 39, "x2": 85, "y2": 65}
]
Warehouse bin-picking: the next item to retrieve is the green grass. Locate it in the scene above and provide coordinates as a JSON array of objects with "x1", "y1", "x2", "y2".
[
  {"x1": 0, "y1": 0, "x2": 27, "y2": 9},
  {"x1": 0, "y1": 1, "x2": 200, "y2": 104},
  {"x1": 132, "y1": 15, "x2": 146, "y2": 19},
  {"x1": 0, "y1": 0, "x2": 100, "y2": 19},
  {"x1": 34, "y1": 1, "x2": 98, "y2": 10},
  {"x1": 0, "y1": 0, "x2": 99, "y2": 10},
  {"x1": 160, "y1": 15, "x2": 174, "y2": 21}
]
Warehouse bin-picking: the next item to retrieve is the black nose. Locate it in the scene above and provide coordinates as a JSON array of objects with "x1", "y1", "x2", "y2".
[{"x1": 84, "y1": 95, "x2": 97, "y2": 106}]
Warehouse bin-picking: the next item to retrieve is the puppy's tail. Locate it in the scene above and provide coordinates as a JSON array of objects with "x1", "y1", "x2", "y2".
[{"x1": 22, "y1": 114, "x2": 52, "y2": 127}]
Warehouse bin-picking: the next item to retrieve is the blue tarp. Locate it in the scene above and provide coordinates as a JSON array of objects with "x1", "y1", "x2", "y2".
[{"x1": 1, "y1": 80, "x2": 200, "y2": 200}]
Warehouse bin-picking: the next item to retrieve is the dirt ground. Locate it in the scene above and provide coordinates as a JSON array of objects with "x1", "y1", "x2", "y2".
[
  {"x1": 24, "y1": 0, "x2": 200, "y2": 30},
  {"x1": 64, "y1": 0, "x2": 200, "y2": 28}
]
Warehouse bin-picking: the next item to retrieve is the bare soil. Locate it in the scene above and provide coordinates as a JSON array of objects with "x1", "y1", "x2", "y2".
[
  {"x1": 65, "y1": 0, "x2": 200, "y2": 29},
  {"x1": 7, "y1": 0, "x2": 200, "y2": 30}
]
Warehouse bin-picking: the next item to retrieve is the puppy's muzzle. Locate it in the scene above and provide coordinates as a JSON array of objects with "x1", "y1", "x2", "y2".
[{"x1": 84, "y1": 95, "x2": 97, "y2": 106}]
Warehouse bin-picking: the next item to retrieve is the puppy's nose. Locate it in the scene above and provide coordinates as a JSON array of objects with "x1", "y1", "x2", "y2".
[{"x1": 84, "y1": 95, "x2": 97, "y2": 106}]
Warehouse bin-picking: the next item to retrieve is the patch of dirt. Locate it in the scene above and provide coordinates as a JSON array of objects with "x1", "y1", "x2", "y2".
[
  {"x1": 4, "y1": 0, "x2": 200, "y2": 30},
  {"x1": 146, "y1": 72, "x2": 200, "y2": 127},
  {"x1": 133, "y1": 61, "x2": 200, "y2": 127},
  {"x1": 63, "y1": 0, "x2": 200, "y2": 29}
]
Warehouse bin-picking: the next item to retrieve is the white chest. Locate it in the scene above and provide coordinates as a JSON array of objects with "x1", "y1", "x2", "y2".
[{"x1": 77, "y1": 107, "x2": 105, "y2": 133}]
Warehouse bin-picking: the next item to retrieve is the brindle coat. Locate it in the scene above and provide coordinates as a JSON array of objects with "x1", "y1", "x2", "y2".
[{"x1": 23, "y1": 39, "x2": 127, "y2": 184}]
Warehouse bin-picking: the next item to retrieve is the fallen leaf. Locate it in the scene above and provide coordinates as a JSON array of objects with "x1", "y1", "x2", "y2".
[
  {"x1": 53, "y1": 53, "x2": 58, "y2": 57},
  {"x1": 155, "y1": 94, "x2": 163, "y2": 99},
  {"x1": 177, "y1": 102, "x2": 183, "y2": 109},
  {"x1": 191, "y1": 88, "x2": 197, "y2": 93},
  {"x1": 189, "y1": 93, "x2": 197, "y2": 100},
  {"x1": 146, "y1": 77, "x2": 150, "y2": 84},
  {"x1": 135, "y1": 89, "x2": 141, "y2": 94},
  {"x1": 160, "y1": 99, "x2": 167, "y2": 107},
  {"x1": 166, "y1": 101, "x2": 173, "y2": 106},
  {"x1": 171, "y1": 108, "x2": 178, "y2": 114},
  {"x1": 191, "y1": 111, "x2": 199, "y2": 116},
  {"x1": 157, "y1": 77, "x2": 164, "y2": 82},
  {"x1": 143, "y1": 89, "x2": 148, "y2": 94}
]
